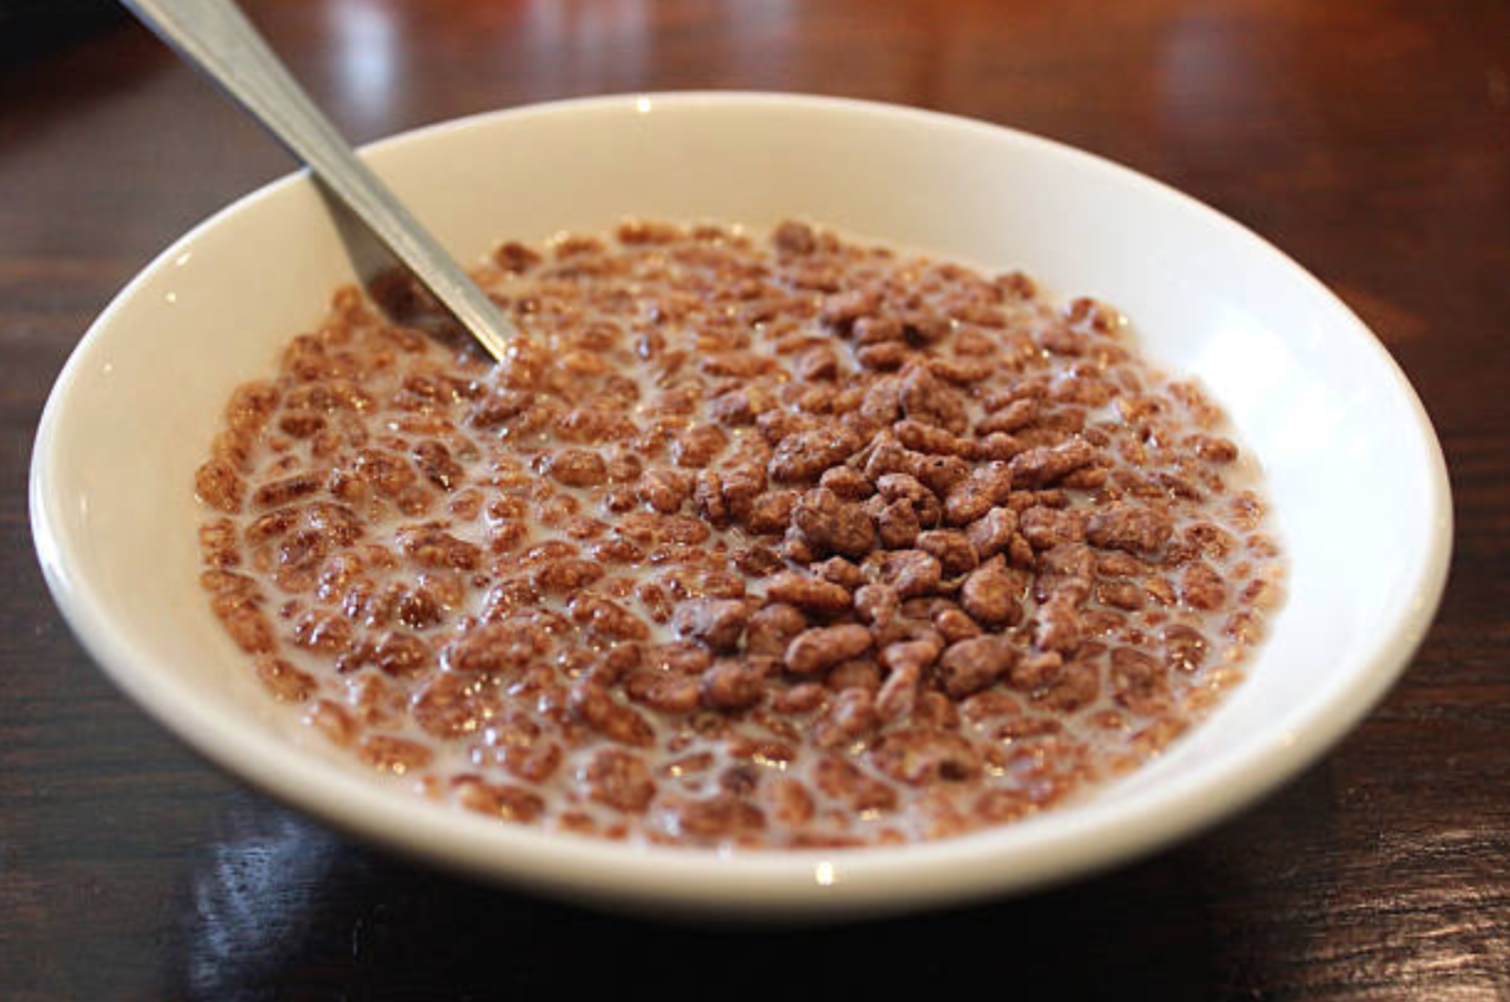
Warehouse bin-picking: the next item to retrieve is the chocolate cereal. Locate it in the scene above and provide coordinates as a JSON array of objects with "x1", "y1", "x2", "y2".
[{"x1": 194, "y1": 220, "x2": 1285, "y2": 848}]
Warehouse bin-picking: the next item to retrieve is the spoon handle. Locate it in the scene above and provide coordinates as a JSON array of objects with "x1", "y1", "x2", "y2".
[{"x1": 120, "y1": 0, "x2": 514, "y2": 363}]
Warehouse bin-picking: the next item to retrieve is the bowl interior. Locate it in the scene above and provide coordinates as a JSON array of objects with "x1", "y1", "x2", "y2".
[{"x1": 31, "y1": 93, "x2": 1450, "y2": 916}]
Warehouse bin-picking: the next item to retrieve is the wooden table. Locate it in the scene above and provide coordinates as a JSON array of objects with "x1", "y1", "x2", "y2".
[{"x1": 3, "y1": 1, "x2": 1507, "y2": 997}]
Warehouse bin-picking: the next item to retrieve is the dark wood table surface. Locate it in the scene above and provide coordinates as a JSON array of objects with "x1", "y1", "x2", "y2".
[{"x1": 3, "y1": 1, "x2": 1507, "y2": 998}]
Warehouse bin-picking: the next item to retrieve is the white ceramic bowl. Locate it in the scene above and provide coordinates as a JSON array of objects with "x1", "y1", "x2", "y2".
[{"x1": 31, "y1": 93, "x2": 1451, "y2": 918}]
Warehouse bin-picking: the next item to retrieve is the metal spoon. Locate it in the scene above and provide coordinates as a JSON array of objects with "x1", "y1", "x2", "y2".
[{"x1": 120, "y1": 0, "x2": 516, "y2": 363}]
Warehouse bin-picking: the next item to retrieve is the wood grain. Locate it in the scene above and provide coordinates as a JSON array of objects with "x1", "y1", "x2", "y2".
[{"x1": 2, "y1": 1, "x2": 1507, "y2": 998}]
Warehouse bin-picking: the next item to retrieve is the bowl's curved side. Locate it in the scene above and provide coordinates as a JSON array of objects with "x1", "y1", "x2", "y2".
[{"x1": 29, "y1": 92, "x2": 1453, "y2": 917}]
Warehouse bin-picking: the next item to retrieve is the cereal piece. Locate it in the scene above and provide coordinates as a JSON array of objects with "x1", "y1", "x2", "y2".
[
  {"x1": 372, "y1": 631, "x2": 433, "y2": 677},
  {"x1": 700, "y1": 658, "x2": 770, "y2": 710},
  {"x1": 304, "y1": 699, "x2": 357, "y2": 747},
  {"x1": 876, "y1": 472, "x2": 940, "y2": 523},
  {"x1": 943, "y1": 464, "x2": 1013, "y2": 525},
  {"x1": 291, "y1": 609, "x2": 353, "y2": 655},
  {"x1": 194, "y1": 459, "x2": 245, "y2": 513},
  {"x1": 745, "y1": 490, "x2": 798, "y2": 535},
  {"x1": 960, "y1": 557, "x2": 1022, "y2": 627},
  {"x1": 637, "y1": 468, "x2": 691, "y2": 513},
  {"x1": 1189, "y1": 434, "x2": 1239, "y2": 463},
  {"x1": 819, "y1": 465, "x2": 873, "y2": 500},
  {"x1": 880, "y1": 637, "x2": 942, "y2": 676},
  {"x1": 879, "y1": 549, "x2": 942, "y2": 599},
  {"x1": 530, "y1": 558, "x2": 605, "y2": 594},
  {"x1": 673, "y1": 424, "x2": 729, "y2": 469},
  {"x1": 764, "y1": 571, "x2": 853, "y2": 614},
  {"x1": 853, "y1": 583, "x2": 901, "y2": 626},
  {"x1": 412, "y1": 441, "x2": 464, "y2": 490},
  {"x1": 895, "y1": 419, "x2": 969, "y2": 457},
  {"x1": 357, "y1": 735, "x2": 433, "y2": 775},
  {"x1": 397, "y1": 528, "x2": 482, "y2": 571},
  {"x1": 773, "y1": 219, "x2": 816, "y2": 255},
  {"x1": 819, "y1": 288, "x2": 880, "y2": 330},
  {"x1": 933, "y1": 605, "x2": 982, "y2": 643},
  {"x1": 1086, "y1": 502, "x2": 1174, "y2": 554},
  {"x1": 769, "y1": 778, "x2": 817, "y2": 827},
  {"x1": 827, "y1": 658, "x2": 882, "y2": 693},
  {"x1": 815, "y1": 556, "x2": 867, "y2": 591},
  {"x1": 665, "y1": 793, "x2": 766, "y2": 840},
  {"x1": 625, "y1": 670, "x2": 701, "y2": 714},
  {"x1": 899, "y1": 363, "x2": 968, "y2": 435},
  {"x1": 917, "y1": 529, "x2": 978, "y2": 576},
  {"x1": 494, "y1": 240, "x2": 542, "y2": 272},
  {"x1": 570, "y1": 683, "x2": 656, "y2": 747},
  {"x1": 792, "y1": 487, "x2": 876, "y2": 558},
  {"x1": 814, "y1": 756, "x2": 898, "y2": 812},
  {"x1": 813, "y1": 688, "x2": 879, "y2": 748},
  {"x1": 914, "y1": 453, "x2": 972, "y2": 496},
  {"x1": 773, "y1": 682, "x2": 827, "y2": 715},
  {"x1": 1009, "y1": 650, "x2": 1064, "y2": 691},
  {"x1": 253, "y1": 656, "x2": 316, "y2": 703},
  {"x1": 1019, "y1": 506, "x2": 1086, "y2": 549},
  {"x1": 252, "y1": 472, "x2": 323, "y2": 509},
  {"x1": 871, "y1": 729, "x2": 982, "y2": 785},
  {"x1": 691, "y1": 470, "x2": 730, "y2": 527},
  {"x1": 875, "y1": 497, "x2": 923, "y2": 549},
  {"x1": 784, "y1": 624, "x2": 873, "y2": 675},
  {"x1": 411, "y1": 672, "x2": 500, "y2": 738},
  {"x1": 583, "y1": 748, "x2": 657, "y2": 813},
  {"x1": 1035, "y1": 592, "x2": 1084, "y2": 654},
  {"x1": 745, "y1": 602, "x2": 809, "y2": 657},
  {"x1": 199, "y1": 519, "x2": 240, "y2": 568},
  {"x1": 1097, "y1": 579, "x2": 1146, "y2": 610},
  {"x1": 569, "y1": 595, "x2": 652, "y2": 643},
  {"x1": 443, "y1": 621, "x2": 549, "y2": 674},
  {"x1": 937, "y1": 636, "x2": 1016, "y2": 698},
  {"x1": 455, "y1": 777, "x2": 545, "y2": 823},
  {"x1": 672, "y1": 598, "x2": 751, "y2": 651},
  {"x1": 1163, "y1": 623, "x2": 1209, "y2": 673},
  {"x1": 1181, "y1": 562, "x2": 1228, "y2": 610},
  {"x1": 1008, "y1": 437, "x2": 1097, "y2": 487},
  {"x1": 768, "y1": 426, "x2": 862, "y2": 483},
  {"x1": 977, "y1": 396, "x2": 1039, "y2": 435}
]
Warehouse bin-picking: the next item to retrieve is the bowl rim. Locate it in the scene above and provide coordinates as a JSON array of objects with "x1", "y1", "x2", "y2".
[{"x1": 29, "y1": 90, "x2": 1454, "y2": 916}]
